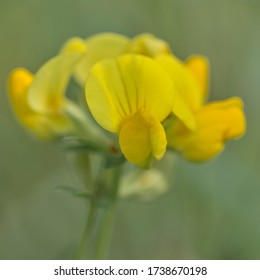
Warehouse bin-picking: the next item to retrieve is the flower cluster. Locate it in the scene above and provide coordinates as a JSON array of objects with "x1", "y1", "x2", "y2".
[{"x1": 7, "y1": 33, "x2": 246, "y2": 167}]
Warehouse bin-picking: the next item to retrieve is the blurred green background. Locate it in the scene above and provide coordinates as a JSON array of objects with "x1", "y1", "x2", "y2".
[{"x1": 0, "y1": 0, "x2": 260, "y2": 259}]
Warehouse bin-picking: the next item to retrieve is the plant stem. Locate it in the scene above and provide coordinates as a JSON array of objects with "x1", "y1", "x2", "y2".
[
  {"x1": 76, "y1": 199, "x2": 98, "y2": 259},
  {"x1": 76, "y1": 164, "x2": 121, "y2": 259},
  {"x1": 94, "y1": 165, "x2": 121, "y2": 259},
  {"x1": 94, "y1": 199, "x2": 117, "y2": 259}
]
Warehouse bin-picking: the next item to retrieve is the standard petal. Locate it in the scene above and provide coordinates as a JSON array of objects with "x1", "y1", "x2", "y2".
[
  {"x1": 124, "y1": 33, "x2": 171, "y2": 57},
  {"x1": 7, "y1": 68, "x2": 73, "y2": 138},
  {"x1": 74, "y1": 33, "x2": 129, "y2": 85},
  {"x1": 85, "y1": 58, "x2": 128, "y2": 132},
  {"x1": 28, "y1": 53, "x2": 81, "y2": 113},
  {"x1": 85, "y1": 54, "x2": 174, "y2": 132},
  {"x1": 167, "y1": 97, "x2": 246, "y2": 161},
  {"x1": 119, "y1": 110, "x2": 167, "y2": 165},
  {"x1": 186, "y1": 55, "x2": 209, "y2": 102},
  {"x1": 116, "y1": 54, "x2": 174, "y2": 121},
  {"x1": 60, "y1": 37, "x2": 87, "y2": 54},
  {"x1": 156, "y1": 54, "x2": 202, "y2": 110},
  {"x1": 8, "y1": 68, "x2": 34, "y2": 118}
]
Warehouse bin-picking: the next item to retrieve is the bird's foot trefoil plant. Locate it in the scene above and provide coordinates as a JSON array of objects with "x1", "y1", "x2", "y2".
[{"x1": 7, "y1": 33, "x2": 246, "y2": 259}]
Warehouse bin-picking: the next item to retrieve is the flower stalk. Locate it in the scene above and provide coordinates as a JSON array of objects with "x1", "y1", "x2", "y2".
[{"x1": 76, "y1": 163, "x2": 121, "y2": 260}]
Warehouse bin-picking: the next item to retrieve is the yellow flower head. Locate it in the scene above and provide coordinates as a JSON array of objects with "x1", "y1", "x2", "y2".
[
  {"x1": 7, "y1": 52, "x2": 85, "y2": 139},
  {"x1": 158, "y1": 54, "x2": 246, "y2": 161},
  {"x1": 85, "y1": 54, "x2": 193, "y2": 166},
  {"x1": 8, "y1": 32, "x2": 245, "y2": 164}
]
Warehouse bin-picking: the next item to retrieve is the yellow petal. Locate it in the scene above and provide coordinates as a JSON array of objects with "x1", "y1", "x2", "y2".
[
  {"x1": 155, "y1": 55, "x2": 197, "y2": 130},
  {"x1": 171, "y1": 91, "x2": 197, "y2": 131},
  {"x1": 186, "y1": 55, "x2": 209, "y2": 102},
  {"x1": 197, "y1": 97, "x2": 246, "y2": 139},
  {"x1": 150, "y1": 116, "x2": 168, "y2": 160},
  {"x1": 119, "y1": 110, "x2": 167, "y2": 165},
  {"x1": 7, "y1": 68, "x2": 73, "y2": 138},
  {"x1": 85, "y1": 54, "x2": 174, "y2": 132},
  {"x1": 28, "y1": 53, "x2": 81, "y2": 113},
  {"x1": 124, "y1": 33, "x2": 171, "y2": 57},
  {"x1": 8, "y1": 68, "x2": 34, "y2": 117},
  {"x1": 156, "y1": 54, "x2": 202, "y2": 110},
  {"x1": 167, "y1": 97, "x2": 246, "y2": 161},
  {"x1": 60, "y1": 37, "x2": 87, "y2": 54},
  {"x1": 74, "y1": 33, "x2": 129, "y2": 85}
]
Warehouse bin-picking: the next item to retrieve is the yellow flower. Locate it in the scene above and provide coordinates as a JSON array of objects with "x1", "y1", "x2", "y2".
[
  {"x1": 167, "y1": 98, "x2": 246, "y2": 161},
  {"x1": 61, "y1": 33, "x2": 171, "y2": 86},
  {"x1": 8, "y1": 52, "x2": 85, "y2": 139},
  {"x1": 85, "y1": 54, "x2": 193, "y2": 166},
  {"x1": 157, "y1": 54, "x2": 246, "y2": 161}
]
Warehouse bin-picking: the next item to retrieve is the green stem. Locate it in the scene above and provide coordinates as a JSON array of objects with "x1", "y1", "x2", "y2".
[
  {"x1": 94, "y1": 165, "x2": 121, "y2": 259},
  {"x1": 76, "y1": 164, "x2": 121, "y2": 260},
  {"x1": 94, "y1": 200, "x2": 117, "y2": 259},
  {"x1": 76, "y1": 199, "x2": 98, "y2": 259}
]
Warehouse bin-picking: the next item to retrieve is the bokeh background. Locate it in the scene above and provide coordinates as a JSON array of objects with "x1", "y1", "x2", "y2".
[{"x1": 0, "y1": 0, "x2": 260, "y2": 259}]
